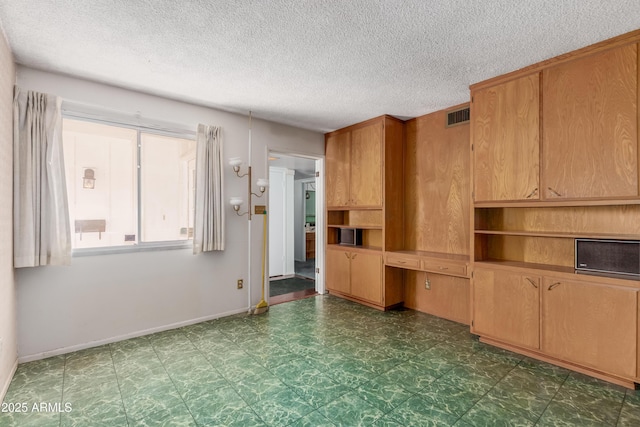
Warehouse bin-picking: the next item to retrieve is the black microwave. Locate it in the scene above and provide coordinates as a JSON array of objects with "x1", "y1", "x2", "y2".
[{"x1": 338, "y1": 228, "x2": 363, "y2": 246}]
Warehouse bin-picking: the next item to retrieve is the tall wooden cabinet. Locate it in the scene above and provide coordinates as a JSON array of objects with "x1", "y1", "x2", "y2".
[
  {"x1": 470, "y1": 33, "x2": 640, "y2": 388},
  {"x1": 325, "y1": 116, "x2": 404, "y2": 310}
]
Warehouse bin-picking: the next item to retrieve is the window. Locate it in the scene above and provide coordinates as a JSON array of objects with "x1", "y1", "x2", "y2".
[{"x1": 62, "y1": 118, "x2": 196, "y2": 250}]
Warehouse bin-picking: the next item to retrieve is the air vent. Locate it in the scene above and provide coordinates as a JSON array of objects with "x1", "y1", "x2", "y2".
[{"x1": 446, "y1": 106, "x2": 470, "y2": 127}]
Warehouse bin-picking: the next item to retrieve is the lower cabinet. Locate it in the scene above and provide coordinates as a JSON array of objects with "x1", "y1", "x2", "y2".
[
  {"x1": 472, "y1": 267, "x2": 540, "y2": 349},
  {"x1": 326, "y1": 248, "x2": 351, "y2": 294},
  {"x1": 541, "y1": 277, "x2": 637, "y2": 378},
  {"x1": 326, "y1": 247, "x2": 383, "y2": 305},
  {"x1": 472, "y1": 266, "x2": 639, "y2": 384},
  {"x1": 350, "y1": 251, "x2": 383, "y2": 304}
]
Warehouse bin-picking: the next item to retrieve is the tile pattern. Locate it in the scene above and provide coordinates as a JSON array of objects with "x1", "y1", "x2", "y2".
[{"x1": 1, "y1": 295, "x2": 638, "y2": 426}]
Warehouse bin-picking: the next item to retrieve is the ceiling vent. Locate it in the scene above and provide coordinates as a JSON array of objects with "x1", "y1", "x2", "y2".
[{"x1": 446, "y1": 106, "x2": 470, "y2": 127}]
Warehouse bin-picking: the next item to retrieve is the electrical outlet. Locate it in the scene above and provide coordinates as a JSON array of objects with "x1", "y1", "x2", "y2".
[
  {"x1": 424, "y1": 278, "x2": 431, "y2": 290},
  {"x1": 237, "y1": 279, "x2": 244, "y2": 289}
]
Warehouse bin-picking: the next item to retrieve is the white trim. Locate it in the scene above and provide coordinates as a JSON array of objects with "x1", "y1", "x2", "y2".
[
  {"x1": 72, "y1": 242, "x2": 192, "y2": 257},
  {"x1": 315, "y1": 158, "x2": 326, "y2": 294},
  {"x1": 1, "y1": 359, "x2": 18, "y2": 402},
  {"x1": 265, "y1": 148, "x2": 325, "y2": 299},
  {"x1": 17, "y1": 307, "x2": 249, "y2": 363}
]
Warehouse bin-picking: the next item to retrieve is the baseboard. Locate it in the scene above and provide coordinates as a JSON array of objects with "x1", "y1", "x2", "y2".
[
  {"x1": 1, "y1": 359, "x2": 18, "y2": 403},
  {"x1": 18, "y1": 307, "x2": 250, "y2": 363}
]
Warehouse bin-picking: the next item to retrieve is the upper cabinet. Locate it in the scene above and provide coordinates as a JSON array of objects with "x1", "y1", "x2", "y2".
[
  {"x1": 542, "y1": 44, "x2": 638, "y2": 200},
  {"x1": 472, "y1": 73, "x2": 540, "y2": 202},
  {"x1": 350, "y1": 123, "x2": 383, "y2": 207},
  {"x1": 471, "y1": 41, "x2": 640, "y2": 204},
  {"x1": 325, "y1": 131, "x2": 351, "y2": 207},
  {"x1": 325, "y1": 121, "x2": 383, "y2": 208}
]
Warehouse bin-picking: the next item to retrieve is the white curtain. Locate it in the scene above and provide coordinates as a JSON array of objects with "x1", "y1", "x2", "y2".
[
  {"x1": 193, "y1": 124, "x2": 224, "y2": 253},
  {"x1": 13, "y1": 87, "x2": 71, "y2": 267}
]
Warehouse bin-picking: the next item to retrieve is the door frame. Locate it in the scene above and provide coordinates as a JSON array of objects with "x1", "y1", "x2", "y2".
[{"x1": 266, "y1": 148, "x2": 325, "y2": 297}]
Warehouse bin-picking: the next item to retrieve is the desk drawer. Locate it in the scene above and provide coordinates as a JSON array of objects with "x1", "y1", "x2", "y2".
[
  {"x1": 386, "y1": 254, "x2": 421, "y2": 270},
  {"x1": 422, "y1": 260, "x2": 467, "y2": 276}
]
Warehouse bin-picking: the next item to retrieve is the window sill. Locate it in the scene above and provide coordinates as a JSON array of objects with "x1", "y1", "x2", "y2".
[{"x1": 72, "y1": 242, "x2": 192, "y2": 257}]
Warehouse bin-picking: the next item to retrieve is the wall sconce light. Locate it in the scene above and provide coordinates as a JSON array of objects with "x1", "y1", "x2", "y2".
[
  {"x1": 82, "y1": 168, "x2": 96, "y2": 189},
  {"x1": 228, "y1": 159, "x2": 268, "y2": 220}
]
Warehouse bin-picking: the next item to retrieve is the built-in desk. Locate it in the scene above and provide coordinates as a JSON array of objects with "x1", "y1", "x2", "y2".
[
  {"x1": 385, "y1": 250, "x2": 470, "y2": 278},
  {"x1": 385, "y1": 250, "x2": 471, "y2": 325}
]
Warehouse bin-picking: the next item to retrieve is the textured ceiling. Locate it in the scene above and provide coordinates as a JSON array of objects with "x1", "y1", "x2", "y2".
[{"x1": 1, "y1": 1, "x2": 640, "y2": 132}]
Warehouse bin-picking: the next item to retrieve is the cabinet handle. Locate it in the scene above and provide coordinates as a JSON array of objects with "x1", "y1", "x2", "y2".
[
  {"x1": 351, "y1": 253, "x2": 357, "y2": 260},
  {"x1": 547, "y1": 187, "x2": 562, "y2": 197},
  {"x1": 438, "y1": 266, "x2": 449, "y2": 270},
  {"x1": 344, "y1": 252, "x2": 350, "y2": 259},
  {"x1": 525, "y1": 277, "x2": 538, "y2": 288},
  {"x1": 525, "y1": 188, "x2": 538, "y2": 199},
  {"x1": 548, "y1": 282, "x2": 562, "y2": 291}
]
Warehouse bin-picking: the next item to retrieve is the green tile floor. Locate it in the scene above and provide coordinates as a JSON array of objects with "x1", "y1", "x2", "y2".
[{"x1": 2, "y1": 295, "x2": 640, "y2": 426}]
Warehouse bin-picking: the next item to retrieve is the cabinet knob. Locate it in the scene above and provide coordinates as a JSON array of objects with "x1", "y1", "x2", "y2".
[{"x1": 548, "y1": 282, "x2": 562, "y2": 291}]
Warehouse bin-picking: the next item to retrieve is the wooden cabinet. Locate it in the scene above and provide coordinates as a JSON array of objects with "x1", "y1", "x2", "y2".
[
  {"x1": 326, "y1": 121, "x2": 383, "y2": 208},
  {"x1": 472, "y1": 267, "x2": 540, "y2": 349},
  {"x1": 305, "y1": 232, "x2": 315, "y2": 259},
  {"x1": 350, "y1": 123, "x2": 382, "y2": 207},
  {"x1": 326, "y1": 247, "x2": 351, "y2": 294},
  {"x1": 472, "y1": 73, "x2": 540, "y2": 202},
  {"x1": 542, "y1": 44, "x2": 638, "y2": 200},
  {"x1": 470, "y1": 32, "x2": 640, "y2": 387},
  {"x1": 325, "y1": 115, "x2": 404, "y2": 310},
  {"x1": 326, "y1": 247, "x2": 382, "y2": 305},
  {"x1": 325, "y1": 131, "x2": 351, "y2": 207},
  {"x1": 541, "y1": 277, "x2": 637, "y2": 378},
  {"x1": 350, "y1": 251, "x2": 383, "y2": 304}
]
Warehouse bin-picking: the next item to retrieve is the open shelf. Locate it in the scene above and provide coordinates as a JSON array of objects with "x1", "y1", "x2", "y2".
[
  {"x1": 474, "y1": 259, "x2": 574, "y2": 274},
  {"x1": 328, "y1": 224, "x2": 383, "y2": 230},
  {"x1": 327, "y1": 243, "x2": 382, "y2": 252},
  {"x1": 475, "y1": 229, "x2": 640, "y2": 240}
]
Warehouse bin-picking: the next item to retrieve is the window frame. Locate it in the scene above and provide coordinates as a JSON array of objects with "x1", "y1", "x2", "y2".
[{"x1": 62, "y1": 110, "x2": 197, "y2": 256}]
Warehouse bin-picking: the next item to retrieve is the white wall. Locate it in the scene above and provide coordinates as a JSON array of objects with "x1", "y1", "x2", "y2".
[
  {"x1": 15, "y1": 67, "x2": 324, "y2": 360},
  {"x1": 0, "y1": 32, "x2": 17, "y2": 400}
]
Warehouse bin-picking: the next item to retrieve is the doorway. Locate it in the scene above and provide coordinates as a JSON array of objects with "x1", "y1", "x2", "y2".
[{"x1": 267, "y1": 152, "x2": 324, "y2": 304}]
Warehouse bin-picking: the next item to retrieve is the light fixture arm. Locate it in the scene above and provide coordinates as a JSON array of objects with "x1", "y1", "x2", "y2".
[{"x1": 229, "y1": 164, "x2": 269, "y2": 220}]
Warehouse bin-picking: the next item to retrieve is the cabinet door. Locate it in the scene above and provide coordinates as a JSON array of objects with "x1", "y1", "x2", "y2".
[
  {"x1": 542, "y1": 44, "x2": 638, "y2": 199},
  {"x1": 325, "y1": 131, "x2": 351, "y2": 207},
  {"x1": 350, "y1": 251, "x2": 383, "y2": 304},
  {"x1": 473, "y1": 74, "x2": 540, "y2": 202},
  {"x1": 473, "y1": 268, "x2": 540, "y2": 349},
  {"x1": 350, "y1": 123, "x2": 382, "y2": 207},
  {"x1": 326, "y1": 248, "x2": 351, "y2": 294},
  {"x1": 542, "y1": 278, "x2": 637, "y2": 378}
]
